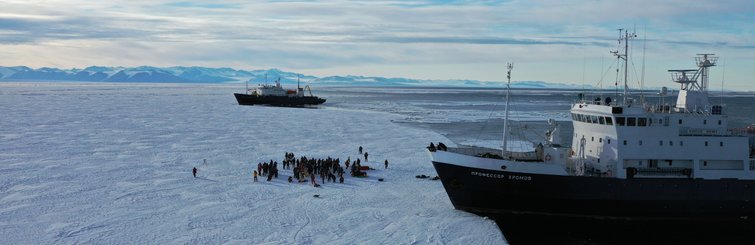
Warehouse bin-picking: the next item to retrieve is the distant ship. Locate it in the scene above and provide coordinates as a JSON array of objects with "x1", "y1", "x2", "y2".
[
  {"x1": 428, "y1": 30, "x2": 755, "y2": 243},
  {"x1": 234, "y1": 78, "x2": 325, "y2": 107}
]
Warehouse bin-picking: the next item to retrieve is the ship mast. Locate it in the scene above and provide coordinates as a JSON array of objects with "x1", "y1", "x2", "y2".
[
  {"x1": 502, "y1": 63, "x2": 513, "y2": 156},
  {"x1": 610, "y1": 29, "x2": 636, "y2": 106}
]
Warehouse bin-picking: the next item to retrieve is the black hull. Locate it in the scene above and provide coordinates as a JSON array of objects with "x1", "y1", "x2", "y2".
[
  {"x1": 432, "y1": 161, "x2": 755, "y2": 244},
  {"x1": 234, "y1": 93, "x2": 326, "y2": 106}
]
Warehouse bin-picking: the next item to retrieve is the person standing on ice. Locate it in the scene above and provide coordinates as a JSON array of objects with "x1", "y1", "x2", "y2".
[
  {"x1": 253, "y1": 170, "x2": 258, "y2": 182},
  {"x1": 384, "y1": 159, "x2": 388, "y2": 169},
  {"x1": 359, "y1": 146, "x2": 363, "y2": 154},
  {"x1": 192, "y1": 167, "x2": 198, "y2": 178},
  {"x1": 310, "y1": 171, "x2": 317, "y2": 187},
  {"x1": 364, "y1": 152, "x2": 368, "y2": 162}
]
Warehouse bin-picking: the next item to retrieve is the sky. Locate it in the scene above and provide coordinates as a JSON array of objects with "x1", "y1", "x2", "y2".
[{"x1": 1, "y1": 0, "x2": 754, "y2": 90}]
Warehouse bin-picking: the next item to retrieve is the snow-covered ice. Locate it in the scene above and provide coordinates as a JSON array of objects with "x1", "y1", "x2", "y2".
[{"x1": 0, "y1": 83, "x2": 505, "y2": 244}]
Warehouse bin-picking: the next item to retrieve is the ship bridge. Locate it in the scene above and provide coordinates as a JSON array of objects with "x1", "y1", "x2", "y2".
[{"x1": 569, "y1": 54, "x2": 752, "y2": 180}]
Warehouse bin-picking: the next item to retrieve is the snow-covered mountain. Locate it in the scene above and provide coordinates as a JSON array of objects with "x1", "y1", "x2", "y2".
[{"x1": 0, "y1": 65, "x2": 587, "y2": 88}]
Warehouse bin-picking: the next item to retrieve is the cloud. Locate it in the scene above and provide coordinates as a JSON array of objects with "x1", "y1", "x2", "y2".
[{"x1": 0, "y1": 0, "x2": 753, "y2": 89}]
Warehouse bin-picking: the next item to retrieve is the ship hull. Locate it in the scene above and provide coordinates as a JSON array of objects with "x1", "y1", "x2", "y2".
[
  {"x1": 432, "y1": 160, "x2": 755, "y2": 243},
  {"x1": 234, "y1": 93, "x2": 326, "y2": 106}
]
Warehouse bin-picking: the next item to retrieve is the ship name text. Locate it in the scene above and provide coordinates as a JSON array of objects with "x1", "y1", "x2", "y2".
[{"x1": 471, "y1": 171, "x2": 531, "y2": 181}]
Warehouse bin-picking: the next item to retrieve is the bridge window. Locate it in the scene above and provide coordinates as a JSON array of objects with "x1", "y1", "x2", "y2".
[
  {"x1": 679, "y1": 119, "x2": 683, "y2": 125},
  {"x1": 720, "y1": 141, "x2": 724, "y2": 147},
  {"x1": 616, "y1": 117, "x2": 625, "y2": 126},
  {"x1": 638, "y1": 118, "x2": 647, "y2": 127},
  {"x1": 591, "y1": 115, "x2": 599, "y2": 124},
  {"x1": 627, "y1": 117, "x2": 637, "y2": 126},
  {"x1": 605, "y1": 117, "x2": 613, "y2": 125},
  {"x1": 599, "y1": 116, "x2": 605, "y2": 125}
]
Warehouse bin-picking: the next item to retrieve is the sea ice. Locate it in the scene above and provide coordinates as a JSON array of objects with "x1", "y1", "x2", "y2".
[{"x1": 0, "y1": 83, "x2": 506, "y2": 244}]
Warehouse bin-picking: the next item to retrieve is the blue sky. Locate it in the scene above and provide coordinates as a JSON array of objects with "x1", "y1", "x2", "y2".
[{"x1": 0, "y1": 0, "x2": 753, "y2": 90}]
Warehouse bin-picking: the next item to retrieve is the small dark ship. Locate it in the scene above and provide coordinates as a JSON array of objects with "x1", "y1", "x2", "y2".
[
  {"x1": 428, "y1": 30, "x2": 755, "y2": 244},
  {"x1": 234, "y1": 78, "x2": 325, "y2": 107}
]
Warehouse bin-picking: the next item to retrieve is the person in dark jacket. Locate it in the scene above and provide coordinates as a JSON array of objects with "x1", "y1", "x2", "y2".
[
  {"x1": 364, "y1": 152, "x2": 368, "y2": 162},
  {"x1": 384, "y1": 159, "x2": 388, "y2": 169},
  {"x1": 192, "y1": 167, "x2": 197, "y2": 177},
  {"x1": 359, "y1": 146, "x2": 363, "y2": 154}
]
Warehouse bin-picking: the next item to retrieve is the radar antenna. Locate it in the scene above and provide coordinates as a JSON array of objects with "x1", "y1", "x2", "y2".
[{"x1": 668, "y1": 54, "x2": 717, "y2": 111}]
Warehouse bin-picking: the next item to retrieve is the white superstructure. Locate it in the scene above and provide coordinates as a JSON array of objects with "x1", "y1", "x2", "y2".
[
  {"x1": 568, "y1": 31, "x2": 754, "y2": 180},
  {"x1": 248, "y1": 78, "x2": 314, "y2": 97}
]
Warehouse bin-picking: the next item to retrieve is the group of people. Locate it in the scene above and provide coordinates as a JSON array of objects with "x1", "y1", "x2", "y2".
[
  {"x1": 290, "y1": 154, "x2": 346, "y2": 187},
  {"x1": 193, "y1": 146, "x2": 391, "y2": 188},
  {"x1": 253, "y1": 159, "x2": 280, "y2": 182}
]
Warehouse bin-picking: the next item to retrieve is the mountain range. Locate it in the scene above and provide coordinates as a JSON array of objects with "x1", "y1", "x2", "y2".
[{"x1": 0, "y1": 65, "x2": 588, "y2": 88}]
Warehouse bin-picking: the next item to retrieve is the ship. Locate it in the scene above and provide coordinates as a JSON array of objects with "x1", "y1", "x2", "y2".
[
  {"x1": 428, "y1": 30, "x2": 755, "y2": 244},
  {"x1": 234, "y1": 77, "x2": 325, "y2": 107}
]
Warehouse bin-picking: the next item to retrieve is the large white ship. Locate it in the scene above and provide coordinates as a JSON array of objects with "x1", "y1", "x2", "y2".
[{"x1": 428, "y1": 30, "x2": 755, "y2": 243}]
